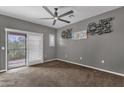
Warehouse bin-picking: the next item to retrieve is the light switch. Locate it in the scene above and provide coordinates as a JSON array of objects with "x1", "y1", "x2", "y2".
[
  {"x1": 101, "y1": 60, "x2": 105, "y2": 64},
  {"x1": 1, "y1": 46, "x2": 5, "y2": 50},
  {"x1": 80, "y1": 57, "x2": 83, "y2": 60}
]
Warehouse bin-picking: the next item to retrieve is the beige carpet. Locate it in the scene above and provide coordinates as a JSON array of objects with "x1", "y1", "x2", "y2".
[{"x1": 0, "y1": 60, "x2": 124, "y2": 87}]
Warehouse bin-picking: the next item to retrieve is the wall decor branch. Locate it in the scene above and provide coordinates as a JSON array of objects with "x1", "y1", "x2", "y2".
[
  {"x1": 61, "y1": 28, "x2": 72, "y2": 39},
  {"x1": 87, "y1": 17, "x2": 114, "y2": 35}
]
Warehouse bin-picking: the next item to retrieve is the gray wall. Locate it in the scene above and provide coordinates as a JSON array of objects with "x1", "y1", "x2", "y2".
[
  {"x1": 57, "y1": 7, "x2": 124, "y2": 74},
  {"x1": 0, "y1": 14, "x2": 57, "y2": 70}
]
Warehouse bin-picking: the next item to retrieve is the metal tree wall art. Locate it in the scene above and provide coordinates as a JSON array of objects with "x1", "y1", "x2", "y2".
[
  {"x1": 61, "y1": 28, "x2": 72, "y2": 39},
  {"x1": 87, "y1": 22, "x2": 97, "y2": 35},
  {"x1": 87, "y1": 17, "x2": 114, "y2": 35}
]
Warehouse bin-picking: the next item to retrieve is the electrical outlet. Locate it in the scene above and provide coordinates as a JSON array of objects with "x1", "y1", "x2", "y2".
[
  {"x1": 80, "y1": 57, "x2": 83, "y2": 60},
  {"x1": 101, "y1": 60, "x2": 105, "y2": 64}
]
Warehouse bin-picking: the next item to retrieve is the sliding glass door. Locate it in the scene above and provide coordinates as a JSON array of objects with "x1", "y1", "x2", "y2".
[
  {"x1": 7, "y1": 32, "x2": 26, "y2": 69},
  {"x1": 6, "y1": 28, "x2": 43, "y2": 70}
]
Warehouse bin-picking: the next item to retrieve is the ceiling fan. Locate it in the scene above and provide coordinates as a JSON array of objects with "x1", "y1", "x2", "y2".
[{"x1": 41, "y1": 6, "x2": 74, "y2": 25}]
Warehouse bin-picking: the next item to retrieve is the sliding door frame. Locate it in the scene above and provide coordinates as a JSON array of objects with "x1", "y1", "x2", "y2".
[
  {"x1": 7, "y1": 32, "x2": 27, "y2": 69},
  {"x1": 5, "y1": 28, "x2": 44, "y2": 71}
]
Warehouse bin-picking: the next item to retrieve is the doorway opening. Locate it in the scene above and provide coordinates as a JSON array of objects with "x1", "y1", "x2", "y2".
[
  {"x1": 7, "y1": 32, "x2": 27, "y2": 69},
  {"x1": 5, "y1": 28, "x2": 44, "y2": 71}
]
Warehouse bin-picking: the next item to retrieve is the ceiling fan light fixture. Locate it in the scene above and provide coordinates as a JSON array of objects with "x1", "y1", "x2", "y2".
[{"x1": 54, "y1": 17, "x2": 58, "y2": 20}]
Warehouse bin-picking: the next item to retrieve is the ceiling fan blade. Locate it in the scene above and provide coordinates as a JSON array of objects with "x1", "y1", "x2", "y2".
[
  {"x1": 42, "y1": 6, "x2": 55, "y2": 17},
  {"x1": 39, "y1": 18, "x2": 54, "y2": 19},
  {"x1": 59, "y1": 19, "x2": 70, "y2": 23},
  {"x1": 53, "y1": 20, "x2": 56, "y2": 25},
  {"x1": 59, "y1": 10, "x2": 74, "y2": 18}
]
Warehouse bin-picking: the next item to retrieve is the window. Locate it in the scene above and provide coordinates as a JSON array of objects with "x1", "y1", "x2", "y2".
[{"x1": 49, "y1": 34, "x2": 55, "y2": 47}]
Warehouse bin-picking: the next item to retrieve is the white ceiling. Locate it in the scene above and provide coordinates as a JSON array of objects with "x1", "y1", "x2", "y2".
[{"x1": 0, "y1": 6, "x2": 121, "y2": 29}]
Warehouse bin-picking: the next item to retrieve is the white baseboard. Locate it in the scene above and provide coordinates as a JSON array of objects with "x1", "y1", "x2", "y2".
[
  {"x1": 1, "y1": 58, "x2": 124, "y2": 77},
  {"x1": 0, "y1": 69, "x2": 6, "y2": 73},
  {"x1": 44, "y1": 58, "x2": 57, "y2": 62},
  {"x1": 56, "y1": 58, "x2": 124, "y2": 77}
]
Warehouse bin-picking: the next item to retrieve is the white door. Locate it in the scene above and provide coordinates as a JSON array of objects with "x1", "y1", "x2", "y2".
[{"x1": 28, "y1": 33, "x2": 43, "y2": 65}]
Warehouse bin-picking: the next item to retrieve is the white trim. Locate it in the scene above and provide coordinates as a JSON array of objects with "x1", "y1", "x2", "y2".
[
  {"x1": 44, "y1": 58, "x2": 57, "y2": 62},
  {"x1": 5, "y1": 29, "x2": 8, "y2": 71},
  {"x1": 0, "y1": 69, "x2": 6, "y2": 72},
  {"x1": 4, "y1": 28, "x2": 44, "y2": 70},
  {"x1": 28, "y1": 60, "x2": 43, "y2": 66},
  {"x1": 5, "y1": 28, "x2": 31, "y2": 34},
  {"x1": 5, "y1": 28, "x2": 28, "y2": 71},
  {"x1": 26, "y1": 33, "x2": 29, "y2": 67},
  {"x1": 56, "y1": 58, "x2": 124, "y2": 77}
]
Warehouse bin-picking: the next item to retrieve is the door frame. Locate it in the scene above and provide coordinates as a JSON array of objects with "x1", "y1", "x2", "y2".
[
  {"x1": 7, "y1": 32, "x2": 27, "y2": 69},
  {"x1": 5, "y1": 28, "x2": 44, "y2": 71}
]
